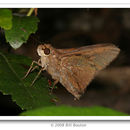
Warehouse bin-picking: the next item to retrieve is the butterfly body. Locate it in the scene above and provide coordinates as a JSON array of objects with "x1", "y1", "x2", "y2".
[{"x1": 35, "y1": 43, "x2": 120, "y2": 99}]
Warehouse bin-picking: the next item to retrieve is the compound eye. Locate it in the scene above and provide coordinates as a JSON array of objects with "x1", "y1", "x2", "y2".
[{"x1": 44, "y1": 47, "x2": 50, "y2": 55}]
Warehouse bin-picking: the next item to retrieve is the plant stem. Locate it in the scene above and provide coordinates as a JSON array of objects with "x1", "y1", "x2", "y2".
[{"x1": 27, "y1": 8, "x2": 34, "y2": 16}]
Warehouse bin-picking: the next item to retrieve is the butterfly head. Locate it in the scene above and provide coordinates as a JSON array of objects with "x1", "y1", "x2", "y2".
[{"x1": 37, "y1": 44, "x2": 51, "y2": 57}]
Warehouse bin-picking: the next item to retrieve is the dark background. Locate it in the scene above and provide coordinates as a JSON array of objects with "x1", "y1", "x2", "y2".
[{"x1": 0, "y1": 8, "x2": 130, "y2": 115}]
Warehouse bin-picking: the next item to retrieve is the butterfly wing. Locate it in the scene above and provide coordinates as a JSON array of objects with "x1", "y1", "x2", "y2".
[{"x1": 58, "y1": 44, "x2": 120, "y2": 99}]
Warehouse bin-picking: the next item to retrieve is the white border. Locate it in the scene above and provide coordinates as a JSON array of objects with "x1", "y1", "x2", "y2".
[
  {"x1": 0, "y1": 0, "x2": 130, "y2": 4},
  {"x1": 1, "y1": 3, "x2": 130, "y2": 8},
  {"x1": 0, "y1": 116, "x2": 129, "y2": 120}
]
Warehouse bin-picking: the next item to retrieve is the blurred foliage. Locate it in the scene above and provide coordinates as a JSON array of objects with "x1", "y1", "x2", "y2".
[
  {"x1": 0, "y1": 9, "x2": 12, "y2": 30},
  {"x1": 0, "y1": 8, "x2": 39, "y2": 49},
  {"x1": 0, "y1": 52, "x2": 55, "y2": 110},
  {"x1": 5, "y1": 16, "x2": 39, "y2": 49},
  {"x1": 20, "y1": 105, "x2": 128, "y2": 116}
]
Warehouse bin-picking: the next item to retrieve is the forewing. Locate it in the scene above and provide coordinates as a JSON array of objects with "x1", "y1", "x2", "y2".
[{"x1": 59, "y1": 44, "x2": 120, "y2": 99}]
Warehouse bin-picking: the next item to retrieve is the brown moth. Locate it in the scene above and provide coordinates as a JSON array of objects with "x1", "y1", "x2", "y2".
[{"x1": 23, "y1": 43, "x2": 120, "y2": 99}]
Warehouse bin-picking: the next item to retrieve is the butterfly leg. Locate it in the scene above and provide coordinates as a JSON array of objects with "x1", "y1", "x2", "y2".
[
  {"x1": 30, "y1": 65, "x2": 39, "y2": 72},
  {"x1": 22, "y1": 59, "x2": 41, "y2": 79},
  {"x1": 30, "y1": 67, "x2": 45, "y2": 87},
  {"x1": 50, "y1": 79, "x2": 59, "y2": 93}
]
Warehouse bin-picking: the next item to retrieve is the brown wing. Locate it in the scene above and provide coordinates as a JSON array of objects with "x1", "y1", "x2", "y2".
[{"x1": 58, "y1": 44, "x2": 120, "y2": 99}]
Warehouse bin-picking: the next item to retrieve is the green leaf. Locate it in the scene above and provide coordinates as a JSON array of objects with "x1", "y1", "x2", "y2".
[
  {"x1": 0, "y1": 52, "x2": 55, "y2": 110},
  {"x1": 20, "y1": 105, "x2": 128, "y2": 116},
  {"x1": 5, "y1": 15, "x2": 39, "y2": 49},
  {"x1": 0, "y1": 9, "x2": 12, "y2": 30}
]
